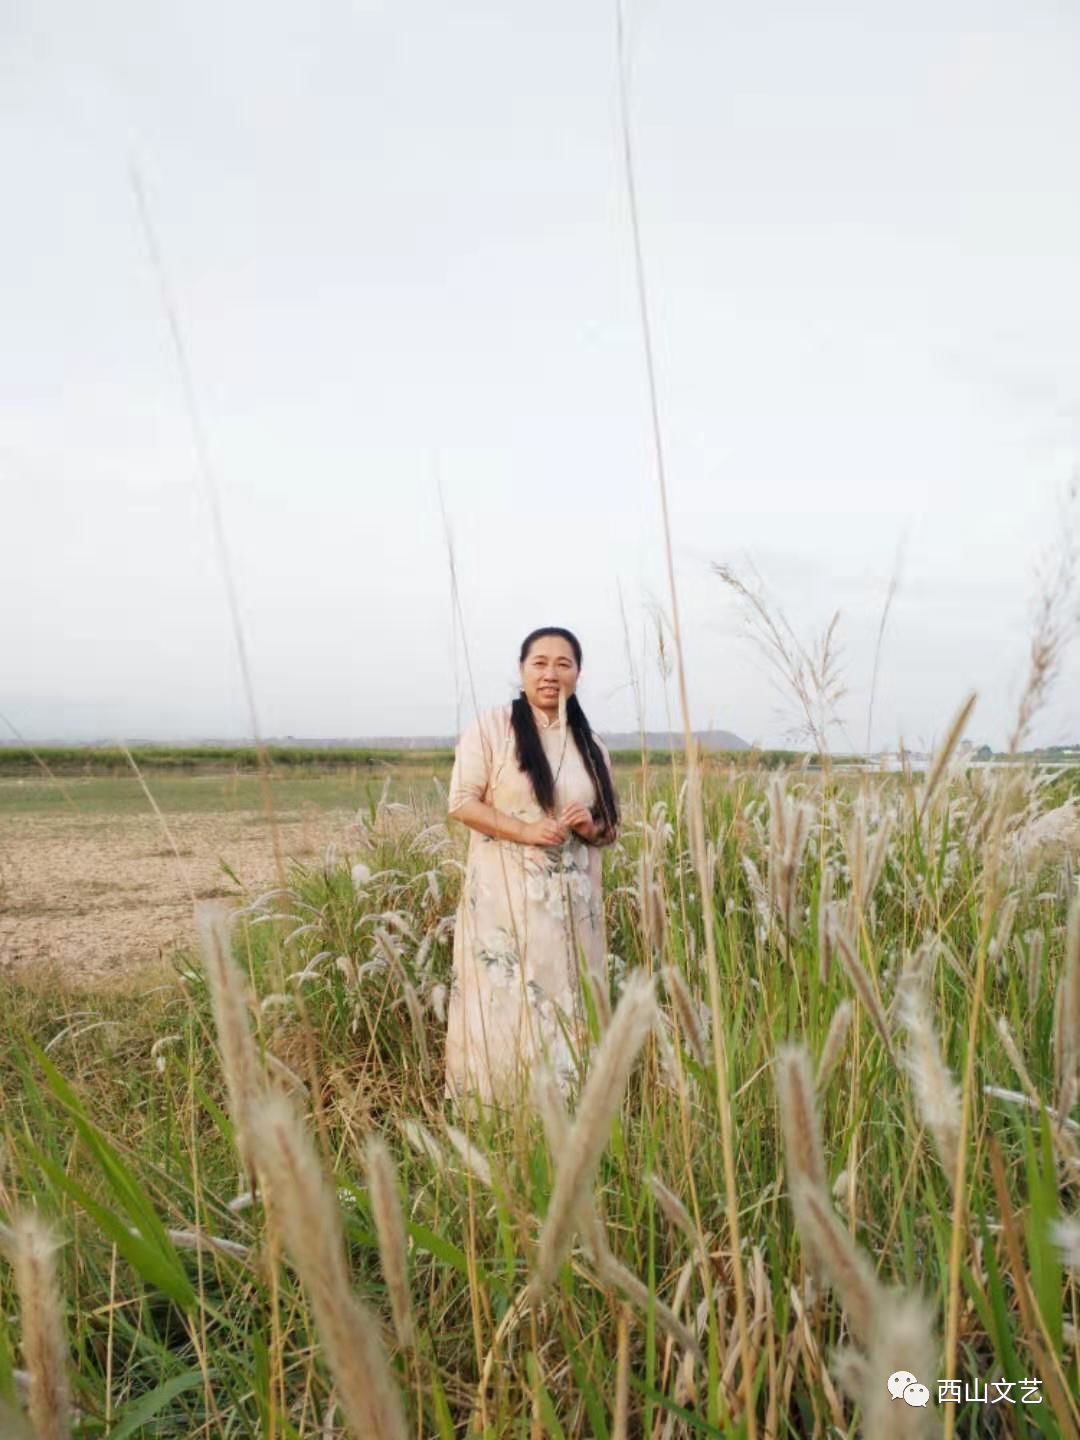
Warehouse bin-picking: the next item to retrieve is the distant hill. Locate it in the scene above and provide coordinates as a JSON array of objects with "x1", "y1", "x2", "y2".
[
  {"x1": 264, "y1": 729, "x2": 752, "y2": 752},
  {"x1": 600, "y1": 729, "x2": 750, "y2": 752}
]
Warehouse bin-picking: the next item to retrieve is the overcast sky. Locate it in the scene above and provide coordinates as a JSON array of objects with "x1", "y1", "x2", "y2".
[{"x1": 2, "y1": 0, "x2": 1079, "y2": 751}]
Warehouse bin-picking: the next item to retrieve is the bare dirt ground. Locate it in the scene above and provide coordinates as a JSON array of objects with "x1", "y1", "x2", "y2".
[{"x1": 0, "y1": 805, "x2": 356, "y2": 988}]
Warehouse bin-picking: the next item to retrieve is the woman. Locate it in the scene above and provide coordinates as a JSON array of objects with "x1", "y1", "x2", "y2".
[{"x1": 443, "y1": 627, "x2": 620, "y2": 1110}]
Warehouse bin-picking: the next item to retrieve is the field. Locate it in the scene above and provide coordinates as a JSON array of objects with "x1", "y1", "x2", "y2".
[
  {"x1": 0, "y1": 767, "x2": 449, "y2": 985},
  {"x1": 1, "y1": 746, "x2": 1079, "y2": 1439}
]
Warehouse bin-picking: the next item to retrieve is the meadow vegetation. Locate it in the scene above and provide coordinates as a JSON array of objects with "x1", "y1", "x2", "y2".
[
  {"x1": 1, "y1": 735, "x2": 1079, "y2": 1438},
  {"x1": 0, "y1": 746, "x2": 806, "y2": 779}
]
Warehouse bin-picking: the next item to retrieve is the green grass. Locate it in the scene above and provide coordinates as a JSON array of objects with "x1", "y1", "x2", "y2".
[
  {"x1": 0, "y1": 770, "x2": 452, "y2": 818},
  {"x1": 1, "y1": 759, "x2": 1078, "y2": 1438},
  {"x1": 0, "y1": 742, "x2": 874, "y2": 779},
  {"x1": 0, "y1": 745, "x2": 452, "y2": 775},
  {"x1": 0, "y1": 758, "x2": 741, "y2": 818}
]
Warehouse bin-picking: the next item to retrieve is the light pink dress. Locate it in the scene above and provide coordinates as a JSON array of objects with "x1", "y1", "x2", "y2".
[{"x1": 443, "y1": 701, "x2": 618, "y2": 1108}]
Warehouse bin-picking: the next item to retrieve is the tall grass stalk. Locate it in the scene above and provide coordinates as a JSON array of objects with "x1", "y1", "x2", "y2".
[{"x1": 615, "y1": 4, "x2": 758, "y2": 1424}]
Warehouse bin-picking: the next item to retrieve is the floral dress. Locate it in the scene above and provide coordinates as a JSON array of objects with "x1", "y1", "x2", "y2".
[{"x1": 443, "y1": 701, "x2": 618, "y2": 1108}]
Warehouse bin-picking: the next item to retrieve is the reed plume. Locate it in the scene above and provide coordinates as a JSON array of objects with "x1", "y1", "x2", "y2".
[
  {"x1": 843, "y1": 795, "x2": 897, "y2": 922},
  {"x1": 250, "y1": 1092, "x2": 407, "y2": 1440},
  {"x1": 197, "y1": 899, "x2": 262, "y2": 1181},
  {"x1": 363, "y1": 1134, "x2": 414, "y2": 1350},
  {"x1": 742, "y1": 853, "x2": 773, "y2": 937},
  {"x1": 532, "y1": 970, "x2": 658, "y2": 1291},
  {"x1": 399, "y1": 1118, "x2": 447, "y2": 1173},
  {"x1": 531, "y1": 1060, "x2": 607, "y2": 1261},
  {"x1": 443, "y1": 1123, "x2": 495, "y2": 1189},
  {"x1": 816, "y1": 1002, "x2": 852, "y2": 1092},
  {"x1": 916, "y1": 691, "x2": 977, "y2": 824},
  {"x1": 775, "y1": 1045, "x2": 827, "y2": 1193},
  {"x1": 897, "y1": 979, "x2": 961, "y2": 1190},
  {"x1": 636, "y1": 843, "x2": 667, "y2": 956},
  {"x1": 531, "y1": 1059, "x2": 698, "y2": 1359},
  {"x1": 817, "y1": 866, "x2": 835, "y2": 983},
  {"x1": 849, "y1": 1290, "x2": 939, "y2": 1439},
  {"x1": 989, "y1": 892, "x2": 1019, "y2": 973},
  {"x1": 994, "y1": 1016, "x2": 1041, "y2": 1111},
  {"x1": 373, "y1": 927, "x2": 430, "y2": 1077},
  {"x1": 590, "y1": 1245, "x2": 704, "y2": 1363},
  {"x1": 862, "y1": 811, "x2": 895, "y2": 914},
  {"x1": 767, "y1": 777, "x2": 815, "y2": 936},
  {"x1": 588, "y1": 969, "x2": 612, "y2": 1032},
  {"x1": 3, "y1": 1210, "x2": 71, "y2": 1440},
  {"x1": 647, "y1": 1172, "x2": 700, "y2": 1251},
  {"x1": 845, "y1": 799, "x2": 867, "y2": 917},
  {"x1": 789, "y1": 1179, "x2": 882, "y2": 1349},
  {"x1": 1026, "y1": 929, "x2": 1045, "y2": 1010},
  {"x1": 829, "y1": 912, "x2": 896, "y2": 1066},
  {"x1": 1053, "y1": 894, "x2": 1080, "y2": 1112},
  {"x1": 661, "y1": 964, "x2": 707, "y2": 1067},
  {"x1": 532, "y1": 1059, "x2": 571, "y2": 1152}
]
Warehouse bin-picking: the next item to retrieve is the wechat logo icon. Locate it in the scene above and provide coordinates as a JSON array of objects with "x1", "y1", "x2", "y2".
[{"x1": 887, "y1": 1371, "x2": 930, "y2": 1408}]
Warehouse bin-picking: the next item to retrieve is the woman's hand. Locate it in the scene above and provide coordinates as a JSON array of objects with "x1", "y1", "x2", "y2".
[
  {"x1": 523, "y1": 816, "x2": 570, "y2": 847},
  {"x1": 560, "y1": 802, "x2": 598, "y2": 841}
]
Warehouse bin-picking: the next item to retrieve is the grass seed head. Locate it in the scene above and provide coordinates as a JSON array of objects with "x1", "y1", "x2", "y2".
[
  {"x1": 776, "y1": 1044, "x2": 827, "y2": 1193},
  {"x1": 898, "y1": 980, "x2": 961, "y2": 1190},
  {"x1": 533, "y1": 970, "x2": 658, "y2": 1290},
  {"x1": 789, "y1": 1179, "x2": 882, "y2": 1349},
  {"x1": 197, "y1": 899, "x2": 262, "y2": 1181},
  {"x1": 818, "y1": 867, "x2": 835, "y2": 983},
  {"x1": 1053, "y1": 894, "x2": 1080, "y2": 1110},
  {"x1": 4, "y1": 1211, "x2": 71, "y2": 1440},
  {"x1": 816, "y1": 1001, "x2": 852, "y2": 1092},
  {"x1": 251, "y1": 1092, "x2": 408, "y2": 1440},
  {"x1": 1026, "y1": 928, "x2": 1045, "y2": 1009},
  {"x1": 856, "y1": 1290, "x2": 940, "y2": 1439},
  {"x1": 830, "y1": 913, "x2": 896, "y2": 1066},
  {"x1": 363, "y1": 1134, "x2": 414, "y2": 1350},
  {"x1": 443, "y1": 1124, "x2": 495, "y2": 1189},
  {"x1": 662, "y1": 965, "x2": 707, "y2": 1067},
  {"x1": 647, "y1": 1172, "x2": 700, "y2": 1250},
  {"x1": 917, "y1": 691, "x2": 977, "y2": 823}
]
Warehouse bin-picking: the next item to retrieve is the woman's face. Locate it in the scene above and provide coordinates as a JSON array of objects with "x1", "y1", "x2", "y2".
[{"x1": 520, "y1": 634, "x2": 579, "y2": 711}]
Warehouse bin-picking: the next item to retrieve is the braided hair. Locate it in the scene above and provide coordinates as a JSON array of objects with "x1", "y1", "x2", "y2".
[{"x1": 509, "y1": 627, "x2": 619, "y2": 838}]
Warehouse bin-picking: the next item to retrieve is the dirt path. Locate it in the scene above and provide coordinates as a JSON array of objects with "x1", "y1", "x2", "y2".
[{"x1": 0, "y1": 806, "x2": 356, "y2": 987}]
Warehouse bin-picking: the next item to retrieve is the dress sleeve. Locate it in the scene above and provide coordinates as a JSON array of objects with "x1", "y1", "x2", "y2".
[{"x1": 447, "y1": 711, "x2": 494, "y2": 813}]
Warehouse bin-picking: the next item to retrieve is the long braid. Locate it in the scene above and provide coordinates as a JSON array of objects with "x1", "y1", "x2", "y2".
[
  {"x1": 510, "y1": 694, "x2": 556, "y2": 811},
  {"x1": 566, "y1": 693, "x2": 620, "y2": 836},
  {"x1": 510, "y1": 690, "x2": 619, "y2": 833}
]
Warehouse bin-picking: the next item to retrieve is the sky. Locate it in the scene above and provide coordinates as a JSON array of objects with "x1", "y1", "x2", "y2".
[{"x1": 2, "y1": 0, "x2": 1079, "y2": 752}]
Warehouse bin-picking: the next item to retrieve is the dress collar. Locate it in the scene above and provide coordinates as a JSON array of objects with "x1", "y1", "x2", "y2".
[{"x1": 529, "y1": 703, "x2": 562, "y2": 731}]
